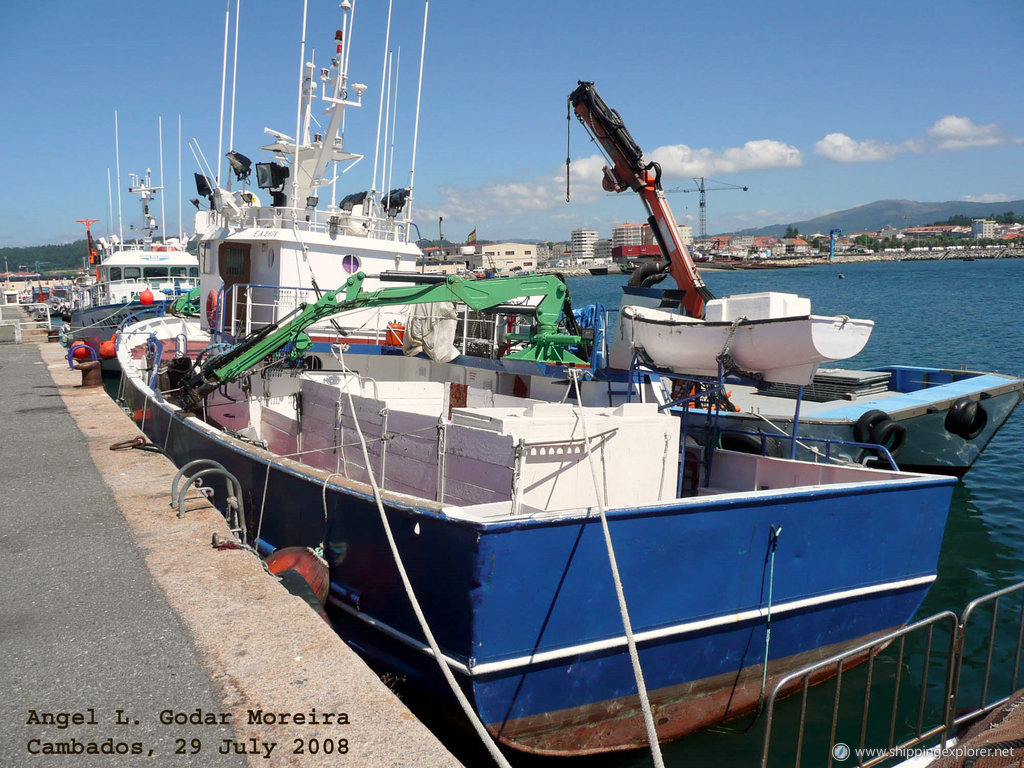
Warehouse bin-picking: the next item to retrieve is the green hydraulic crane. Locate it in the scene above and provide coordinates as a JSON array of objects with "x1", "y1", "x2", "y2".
[{"x1": 177, "y1": 272, "x2": 587, "y2": 408}]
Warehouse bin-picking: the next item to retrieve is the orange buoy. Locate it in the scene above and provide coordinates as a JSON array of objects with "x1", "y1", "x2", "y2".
[
  {"x1": 71, "y1": 341, "x2": 92, "y2": 361},
  {"x1": 139, "y1": 288, "x2": 155, "y2": 305},
  {"x1": 385, "y1": 321, "x2": 405, "y2": 347},
  {"x1": 265, "y1": 546, "x2": 329, "y2": 605},
  {"x1": 99, "y1": 338, "x2": 116, "y2": 359}
]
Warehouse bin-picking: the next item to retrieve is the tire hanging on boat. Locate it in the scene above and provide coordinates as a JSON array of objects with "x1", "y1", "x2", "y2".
[
  {"x1": 944, "y1": 397, "x2": 988, "y2": 441},
  {"x1": 853, "y1": 409, "x2": 907, "y2": 459},
  {"x1": 720, "y1": 431, "x2": 764, "y2": 455}
]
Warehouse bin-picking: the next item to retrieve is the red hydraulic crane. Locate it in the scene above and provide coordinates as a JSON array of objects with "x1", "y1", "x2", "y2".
[{"x1": 569, "y1": 81, "x2": 712, "y2": 317}]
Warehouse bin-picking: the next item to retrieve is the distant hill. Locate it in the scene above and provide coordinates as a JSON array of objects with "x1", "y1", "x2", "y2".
[
  {"x1": 731, "y1": 199, "x2": 1024, "y2": 237},
  {"x1": 0, "y1": 240, "x2": 88, "y2": 273}
]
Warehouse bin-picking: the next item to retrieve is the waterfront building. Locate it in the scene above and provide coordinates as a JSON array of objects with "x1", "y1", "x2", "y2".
[
  {"x1": 570, "y1": 228, "x2": 599, "y2": 263},
  {"x1": 973, "y1": 219, "x2": 997, "y2": 239}
]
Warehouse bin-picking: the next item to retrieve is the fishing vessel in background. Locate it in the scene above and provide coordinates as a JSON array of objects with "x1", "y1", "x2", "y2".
[{"x1": 66, "y1": 172, "x2": 198, "y2": 369}]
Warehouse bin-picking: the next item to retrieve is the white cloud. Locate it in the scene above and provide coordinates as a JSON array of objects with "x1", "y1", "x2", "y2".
[
  {"x1": 649, "y1": 139, "x2": 802, "y2": 178},
  {"x1": 960, "y1": 193, "x2": 1012, "y2": 203},
  {"x1": 927, "y1": 116, "x2": 1004, "y2": 150},
  {"x1": 814, "y1": 132, "x2": 904, "y2": 163}
]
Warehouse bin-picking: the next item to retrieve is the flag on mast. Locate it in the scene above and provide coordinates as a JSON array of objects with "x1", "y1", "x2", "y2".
[{"x1": 466, "y1": 229, "x2": 477, "y2": 245}]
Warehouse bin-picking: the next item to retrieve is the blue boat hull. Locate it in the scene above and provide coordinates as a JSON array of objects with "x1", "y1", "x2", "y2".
[
  {"x1": 124, "y1": 382, "x2": 954, "y2": 753},
  {"x1": 714, "y1": 366, "x2": 1024, "y2": 477}
]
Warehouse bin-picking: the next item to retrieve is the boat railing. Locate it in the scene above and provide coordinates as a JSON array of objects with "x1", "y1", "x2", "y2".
[
  {"x1": 234, "y1": 205, "x2": 414, "y2": 244},
  {"x1": 218, "y1": 282, "x2": 395, "y2": 346},
  {"x1": 760, "y1": 580, "x2": 1024, "y2": 768},
  {"x1": 709, "y1": 425, "x2": 900, "y2": 471},
  {"x1": 0, "y1": 301, "x2": 51, "y2": 339},
  {"x1": 218, "y1": 282, "x2": 512, "y2": 358}
]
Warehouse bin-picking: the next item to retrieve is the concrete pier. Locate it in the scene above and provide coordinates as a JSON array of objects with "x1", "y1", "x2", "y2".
[{"x1": 0, "y1": 342, "x2": 463, "y2": 767}]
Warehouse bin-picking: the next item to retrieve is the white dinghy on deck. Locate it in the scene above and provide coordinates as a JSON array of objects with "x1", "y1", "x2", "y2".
[{"x1": 611, "y1": 292, "x2": 874, "y2": 386}]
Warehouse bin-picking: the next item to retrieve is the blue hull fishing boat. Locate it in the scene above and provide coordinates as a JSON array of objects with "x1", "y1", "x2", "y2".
[
  {"x1": 110, "y1": 6, "x2": 962, "y2": 756},
  {"x1": 115, "y1": 298, "x2": 954, "y2": 754}
]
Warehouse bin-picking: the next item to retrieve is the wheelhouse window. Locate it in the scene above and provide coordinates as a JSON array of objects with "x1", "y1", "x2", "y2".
[
  {"x1": 223, "y1": 246, "x2": 247, "y2": 278},
  {"x1": 170, "y1": 266, "x2": 189, "y2": 277},
  {"x1": 124, "y1": 267, "x2": 141, "y2": 280},
  {"x1": 144, "y1": 266, "x2": 170, "y2": 280},
  {"x1": 108, "y1": 267, "x2": 122, "y2": 281}
]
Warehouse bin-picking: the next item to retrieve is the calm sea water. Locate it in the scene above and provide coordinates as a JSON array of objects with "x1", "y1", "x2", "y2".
[{"x1": 483, "y1": 260, "x2": 1024, "y2": 768}]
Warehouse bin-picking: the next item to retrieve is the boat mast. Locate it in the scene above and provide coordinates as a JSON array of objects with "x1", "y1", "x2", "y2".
[
  {"x1": 177, "y1": 115, "x2": 182, "y2": 242},
  {"x1": 216, "y1": 0, "x2": 231, "y2": 187},
  {"x1": 406, "y1": 1, "x2": 428, "y2": 226},
  {"x1": 228, "y1": 0, "x2": 241, "y2": 168},
  {"x1": 386, "y1": 49, "x2": 400, "y2": 208},
  {"x1": 371, "y1": 0, "x2": 393, "y2": 206},
  {"x1": 159, "y1": 116, "x2": 166, "y2": 243},
  {"x1": 290, "y1": 0, "x2": 310, "y2": 209},
  {"x1": 114, "y1": 111, "x2": 124, "y2": 245}
]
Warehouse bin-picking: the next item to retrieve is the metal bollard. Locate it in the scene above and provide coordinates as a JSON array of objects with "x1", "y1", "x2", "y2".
[{"x1": 73, "y1": 359, "x2": 103, "y2": 388}]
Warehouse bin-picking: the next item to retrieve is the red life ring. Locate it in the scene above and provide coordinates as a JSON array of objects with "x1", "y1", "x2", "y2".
[{"x1": 206, "y1": 290, "x2": 218, "y2": 328}]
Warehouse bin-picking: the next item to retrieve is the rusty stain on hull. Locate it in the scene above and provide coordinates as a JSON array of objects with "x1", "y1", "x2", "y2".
[{"x1": 490, "y1": 627, "x2": 895, "y2": 755}]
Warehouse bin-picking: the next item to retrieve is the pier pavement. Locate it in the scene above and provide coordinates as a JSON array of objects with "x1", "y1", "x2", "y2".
[{"x1": 0, "y1": 342, "x2": 463, "y2": 767}]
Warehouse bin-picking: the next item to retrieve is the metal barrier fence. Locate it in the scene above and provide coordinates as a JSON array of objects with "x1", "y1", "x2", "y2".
[{"x1": 760, "y1": 581, "x2": 1024, "y2": 768}]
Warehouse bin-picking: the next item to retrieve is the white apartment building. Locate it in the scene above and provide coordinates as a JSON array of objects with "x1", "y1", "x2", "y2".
[
  {"x1": 570, "y1": 228, "x2": 599, "y2": 262},
  {"x1": 472, "y1": 242, "x2": 536, "y2": 272},
  {"x1": 972, "y1": 219, "x2": 996, "y2": 239},
  {"x1": 612, "y1": 222, "x2": 692, "y2": 248},
  {"x1": 612, "y1": 222, "x2": 648, "y2": 248}
]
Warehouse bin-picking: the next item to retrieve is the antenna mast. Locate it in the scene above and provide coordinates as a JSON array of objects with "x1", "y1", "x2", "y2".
[
  {"x1": 291, "y1": 0, "x2": 310, "y2": 210},
  {"x1": 158, "y1": 116, "x2": 166, "y2": 243},
  {"x1": 114, "y1": 111, "x2": 124, "y2": 244},
  {"x1": 371, "y1": 0, "x2": 394, "y2": 200},
  {"x1": 407, "y1": 1, "x2": 428, "y2": 224},
  {"x1": 216, "y1": 0, "x2": 231, "y2": 187}
]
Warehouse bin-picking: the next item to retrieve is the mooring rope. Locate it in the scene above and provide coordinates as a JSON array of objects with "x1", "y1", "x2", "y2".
[
  {"x1": 569, "y1": 369, "x2": 666, "y2": 768},
  {"x1": 343, "y1": 388, "x2": 514, "y2": 768}
]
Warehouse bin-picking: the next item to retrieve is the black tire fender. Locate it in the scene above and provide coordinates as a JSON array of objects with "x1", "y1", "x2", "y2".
[
  {"x1": 720, "y1": 432, "x2": 764, "y2": 455},
  {"x1": 944, "y1": 397, "x2": 988, "y2": 441},
  {"x1": 854, "y1": 409, "x2": 907, "y2": 459}
]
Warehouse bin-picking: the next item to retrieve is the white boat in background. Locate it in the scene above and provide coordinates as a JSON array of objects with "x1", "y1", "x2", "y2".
[
  {"x1": 611, "y1": 292, "x2": 874, "y2": 385},
  {"x1": 67, "y1": 172, "x2": 198, "y2": 369}
]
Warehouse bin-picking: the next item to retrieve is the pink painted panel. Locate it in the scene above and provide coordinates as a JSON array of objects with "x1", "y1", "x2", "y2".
[{"x1": 262, "y1": 409, "x2": 298, "y2": 457}]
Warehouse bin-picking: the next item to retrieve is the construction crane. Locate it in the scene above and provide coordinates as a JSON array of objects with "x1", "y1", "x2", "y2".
[{"x1": 666, "y1": 177, "x2": 748, "y2": 245}]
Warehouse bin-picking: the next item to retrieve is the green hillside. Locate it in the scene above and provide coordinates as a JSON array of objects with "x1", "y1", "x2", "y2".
[{"x1": 732, "y1": 199, "x2": 1024, "y2": 236}]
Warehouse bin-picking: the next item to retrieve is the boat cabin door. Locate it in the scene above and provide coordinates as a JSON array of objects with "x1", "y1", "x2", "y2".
[{"x1": 218, "y1": 242, "x2": 251, "y2": 336}]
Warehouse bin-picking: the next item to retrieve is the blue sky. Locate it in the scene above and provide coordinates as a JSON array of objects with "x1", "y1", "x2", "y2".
[{"x1": 1, "y1": 0, "x2": 1022, "y2": 247}]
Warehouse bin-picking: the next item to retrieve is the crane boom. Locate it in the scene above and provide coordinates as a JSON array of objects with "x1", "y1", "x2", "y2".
[
  {"x1": 177, "y1": 272, "x2": 586, "y2": 407},
  {"x1": 569, "y1": 81, "x2": 712, "y2": 317}
]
